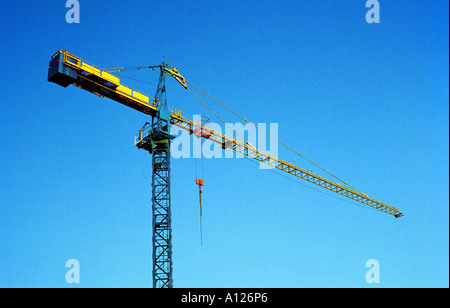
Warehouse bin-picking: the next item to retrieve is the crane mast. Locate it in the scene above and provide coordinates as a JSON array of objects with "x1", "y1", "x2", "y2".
[
  {"x1": 146, "y1": 63, "x2": 174, "y2": 288},
  {"x1": 48, "y1": 50, "x2": 403, "y2": 288}
]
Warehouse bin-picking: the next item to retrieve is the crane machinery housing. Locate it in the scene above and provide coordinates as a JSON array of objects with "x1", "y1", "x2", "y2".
[{"x1": 48, "y1": 50, "x2": 403, "y2": 288}]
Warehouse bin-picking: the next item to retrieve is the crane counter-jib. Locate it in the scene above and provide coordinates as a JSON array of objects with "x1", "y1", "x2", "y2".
[{"x1": 48, "y1": 50, "x2": 158, "y2": 116}]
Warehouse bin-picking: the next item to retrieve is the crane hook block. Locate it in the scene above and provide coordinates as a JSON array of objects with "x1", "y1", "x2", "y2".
[{"x1": 196, "y1": 178, "x2": 204, "y2": 193}]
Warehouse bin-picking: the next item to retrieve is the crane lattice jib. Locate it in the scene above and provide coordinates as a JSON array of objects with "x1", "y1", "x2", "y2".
[{"x1": 167, "y1": 114, "x2": 403, "y2": 218}]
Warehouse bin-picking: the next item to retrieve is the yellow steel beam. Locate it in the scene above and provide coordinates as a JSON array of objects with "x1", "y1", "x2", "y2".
[{"x1": 56, "y1": 50, "x2": 157, "y2": 116}]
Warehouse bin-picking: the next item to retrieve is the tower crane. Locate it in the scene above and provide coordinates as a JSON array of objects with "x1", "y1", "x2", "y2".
[{"x1": 48, "y1": 50, "x2": 403, "y2": 288}]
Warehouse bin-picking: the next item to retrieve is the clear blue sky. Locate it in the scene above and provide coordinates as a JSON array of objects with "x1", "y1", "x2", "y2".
[{"x1": 1, "y1": 1, "x2": 448, "y2": 288}]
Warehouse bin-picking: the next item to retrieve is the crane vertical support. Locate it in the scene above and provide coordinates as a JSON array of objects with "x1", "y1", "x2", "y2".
[
  {"x1": 135, "y1": 63, "x2": 175, "y2": 288},
  {"x1": 151, "y1": 63, "x2": 174, "y2": 288},
  {"x1": 151, "y1": 146, "x2": 173, "y2": 288}
]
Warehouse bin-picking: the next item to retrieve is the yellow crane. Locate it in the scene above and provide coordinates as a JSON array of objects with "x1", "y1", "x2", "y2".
[{"x1": 48, "y1": 50, "x2": 403, "y2": 288}]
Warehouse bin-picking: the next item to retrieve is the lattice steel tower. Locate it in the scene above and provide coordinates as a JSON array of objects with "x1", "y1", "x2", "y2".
[{"x1": 135, "y1": 62, "x2": 175, "y2": 288}]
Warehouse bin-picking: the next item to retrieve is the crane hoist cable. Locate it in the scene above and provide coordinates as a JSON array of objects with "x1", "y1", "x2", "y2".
[
  {"x1": 196, "y1": 178, "x2": 204, "y2": 245},
  {"x1": 185, "y1": 80, "x2": 362, "y2": 194},
  {"x1": 194, "y1": 116, "x2": 206, "y2": 246},
  {"x1": 103, "y1": 65, "x2": 161, "y2": 72}
]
